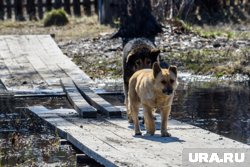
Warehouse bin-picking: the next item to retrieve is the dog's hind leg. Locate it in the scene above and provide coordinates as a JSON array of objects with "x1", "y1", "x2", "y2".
[
  {"x1": 143, "y1": 104, "x2": 155, "y2": 136},
  {"x1": 130, "y1": 102, "x2": 141, "y2": 135}
]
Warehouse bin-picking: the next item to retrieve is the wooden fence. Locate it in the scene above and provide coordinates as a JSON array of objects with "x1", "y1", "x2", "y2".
[{"x1": 0, "y1": 0, "x2": 98, "y2": 21}]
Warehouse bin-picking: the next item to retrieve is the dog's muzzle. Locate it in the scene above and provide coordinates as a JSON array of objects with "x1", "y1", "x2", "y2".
[{"x1": 162, "y1": 88, "x2": 173, "y2": 95}]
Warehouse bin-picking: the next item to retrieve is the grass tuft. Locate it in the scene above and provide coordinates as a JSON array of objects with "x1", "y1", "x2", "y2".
[{"x1": 44, "y1": 9, "x2": 69, "y2": 27}]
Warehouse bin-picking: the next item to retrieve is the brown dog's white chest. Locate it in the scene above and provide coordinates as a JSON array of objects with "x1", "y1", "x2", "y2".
[{"x1": 142, "y1": 93, "x2": 174, "y2": 109}]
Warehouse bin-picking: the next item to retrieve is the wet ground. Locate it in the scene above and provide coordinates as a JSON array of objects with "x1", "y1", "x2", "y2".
[{"x1": 0, "y1": 96, "x2": 103, "y2": 166}]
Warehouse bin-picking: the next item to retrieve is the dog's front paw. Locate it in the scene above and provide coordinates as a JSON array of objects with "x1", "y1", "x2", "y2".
[
  {"x1": 161, "y1": 130, "x2": 171, "y2": 137},
  {"x1": 128, "y1": 117, "x2": 133, "y2": 123}
]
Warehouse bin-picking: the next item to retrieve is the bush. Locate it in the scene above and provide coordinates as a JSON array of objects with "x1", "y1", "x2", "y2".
[{"x1": 44, "y1": 9, "x2": 69, "y2": 27}]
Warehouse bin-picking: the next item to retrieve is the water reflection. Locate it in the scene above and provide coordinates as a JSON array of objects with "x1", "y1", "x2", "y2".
[
  {"x1": 172, "y1": 80, "x2": 250, "y2": 145},
  {"x1": 0, "y1": 97, "x2": 77, "y2": 166}
]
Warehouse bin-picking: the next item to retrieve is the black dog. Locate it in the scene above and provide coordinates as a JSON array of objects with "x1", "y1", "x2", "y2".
[{"x1": 123, "y1": 38, "x2": 160, "y2": 111}]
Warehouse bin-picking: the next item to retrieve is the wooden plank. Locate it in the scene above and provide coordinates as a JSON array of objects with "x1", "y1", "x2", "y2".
[
  {"x1": 28, "y1": 106, "x2": 139, "y2": 167},
  {"x1": 28, "y1": 106, "x2": 250, "y2": 167},
  {"x1": 74, "y1": 81, "x2": 122, "y2": 118},
  {"x1": 29, "y1": 106, "x2": 78, "y2": 118},
  {"x1": 0, "y1": 35, "x2": 92, "y2": 94},
  {"x1": 23, "y1": 35, "x2": 61, "y2": 87},
  {"x1": 25, "y1": 35, "x2": 68, "y2": 80},
  {"x1": 0, "y1": 39, "x2": 12, "y2": 85},
  {"x1": 13, "y1": 88, "x2": 65, "y2": 96},
  {"x1": 4, "y1": 36, "x2": 47, "y2": 90},
  {"x1": 37, "y1": 35, "x2": 93, "y2": 83},
  {"x1": 60, "y1": 78, "x2": 97, "y2": 118},
  {"x1": 72, "y1": 118, "x2": 250, "y2": 167},
  {"x1": 0, "y1": 36, "x2": 32, "y2": 90},
  {"x1": 0, "y1": 35, "x2": 62, "y2": 91}
]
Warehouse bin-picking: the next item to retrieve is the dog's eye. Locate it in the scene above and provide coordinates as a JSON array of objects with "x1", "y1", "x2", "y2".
[
  {"x1": 135, "y1": 59, "x2": 142, "y2": 66},
  {"x1": 161, "y1": 80, "x2": 167, "y2": 84},
  {"x1": 170, "y1": 79, "x2": 175, "y2": 84}
]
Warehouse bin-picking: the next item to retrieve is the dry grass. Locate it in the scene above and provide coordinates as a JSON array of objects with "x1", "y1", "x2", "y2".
[
  {"x1": 0, "y1": 15, "x2": 114, "y2": 42},
  {"x1": 194, "y1": 24, "x2": 250, "y2": 40},
  {"x1": 163, "y1": 47, "x2": 250, "y2": 77}
]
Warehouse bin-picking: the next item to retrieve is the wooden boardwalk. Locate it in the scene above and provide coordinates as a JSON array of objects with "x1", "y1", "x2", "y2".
[
  {"x1": 29, "y1": 106, "x2": 250, "y2": 167},
  {"x1": 0, "y1": 35, "x2": 121, "y2": 118},
  {"x1": 0, "y1": 35, "x2": 249, "y2": 167}
]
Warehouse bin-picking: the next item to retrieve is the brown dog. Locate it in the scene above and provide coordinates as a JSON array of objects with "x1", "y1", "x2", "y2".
[{"x1": 127, "y1": 62, "x2": 178, "y2": 137}]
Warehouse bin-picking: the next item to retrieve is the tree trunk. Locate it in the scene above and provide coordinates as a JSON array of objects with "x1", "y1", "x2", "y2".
[
  {"x1": 14, "y1": 0, "x2": 25, "y2": 21},
  {"x1": 223, "y1": 0, "x2": 227, "y2": 7},
  {"x1": 6, "y1": 0, "x2": 11, "y2": 19},
  {"x1": 27, "y1": 0, "x2": 36, "y2": 20},
  {"x1": 0, "y1": 0, "x2": 4, "y2": 20},
  {"x1": 54, "y1": 0, "x2": 62, "y2": 9},
  {"x1": 46, "y1": 0, "x2": 52, "y2": 11},
  {"x1": 83, "y1": 0, "x2": 91, "y2": 16},
  {"x1": 165, "y1": 0, "x2": 173, "y2": 19},
  {"x1": 230, "y1": 0, "x2": 235, "y2": 6},
  {"x1": 73, "y1": 0, "x2": 81, "y2": 16},
  {"x1": 64, "y1": 0, "x2": 71, "y2": 14}
]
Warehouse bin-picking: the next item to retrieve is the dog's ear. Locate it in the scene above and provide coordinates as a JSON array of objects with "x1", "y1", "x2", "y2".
[
  {"x1": 126, "y1": 52, "x2": 135, "y2": 64},
  {"x1": 169, "y1": 65, "x2": 177, "y2": 76},
  {"x1": 153, "y1": 62, "x2": 161, "y2": 78},
  {"x1": 150, "y1": 48, "x2": 160, "y2": 57}
]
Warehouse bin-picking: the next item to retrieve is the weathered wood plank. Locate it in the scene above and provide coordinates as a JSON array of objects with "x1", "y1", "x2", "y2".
[
  {"x1": 28, "y1": 106, "x2": 138, "y2": 167},
  {"x1": 25, "y1": 35, "x2": 68, "y2": 80},
  {"x1": 67, "y1": 117, "x2": 250, "y2": 167},
  {"x1": 4, "y1": 36, "x2": 47, "y2": 90},
  {"x1": 37, "y1": 35, "x2": 92, "y2": 83},
  {"x1": 23, "y1": 35, "x2": 61, "y2": 87},
  {"x1": 0, "y1": 39, "x2": 12, "y2": 84},
  {"x1": 0, "y1": 35, "x2": 93, "y2": 94},
  {"x1": 28, "y1": 106, "x2": 250, "y2": 167},
  {"x1": 74, "y1": 81, "x2": 122, "y2": 118},
  {"x1": 29, "y1": 106, "x2": 78, "y2": 118},
  {"x1": 0, "y1": 36, "x2": 45, "y2": 89},
  {"x1": 60, "y1": 78, "x2": 97, "y2": 118},
  {"x1": 0, "y1": 36, "x2": 32, "y2": 90}
]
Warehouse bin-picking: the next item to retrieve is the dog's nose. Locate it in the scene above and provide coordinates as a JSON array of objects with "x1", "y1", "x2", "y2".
[{"x1": 163, "y1": 88, "x2": 173, "y2": 95}]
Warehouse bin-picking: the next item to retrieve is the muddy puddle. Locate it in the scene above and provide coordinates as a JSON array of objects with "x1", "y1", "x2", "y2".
[
  {"x1": 0, "y1": 96, "x2": 102, "y2": 166},
  {"x1": 96, "y1": 74, "x2": 250, "y2": 145}
]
